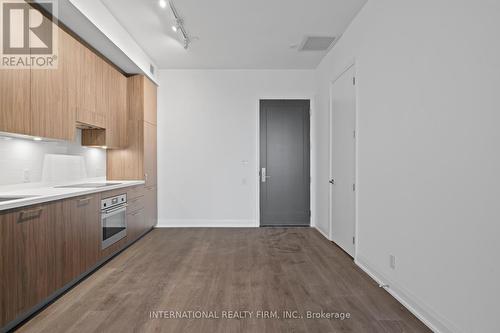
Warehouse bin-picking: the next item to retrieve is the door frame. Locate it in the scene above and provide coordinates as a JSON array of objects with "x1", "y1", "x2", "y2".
[
  {"x1": 256, "y1": 96, "x2": 315, "y2": 228},
  {"x1": 329, "y1": 62, "x2": 359, "y2": 258}
]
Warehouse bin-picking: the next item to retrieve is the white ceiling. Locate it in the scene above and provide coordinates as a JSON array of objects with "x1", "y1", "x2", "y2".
[{"x1": 101, "y1": 0, "x2": 367, "y2": 70}]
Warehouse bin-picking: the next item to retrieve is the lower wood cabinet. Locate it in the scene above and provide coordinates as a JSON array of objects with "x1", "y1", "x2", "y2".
[
  {"x1": 0, "y1": 202, "x2": 62, "y2": 327},
  {"x1": 62, "y1": 195, "x2": 100, "y2": 284},
  {"x1": 126, "y1": 185, "x2": 156, "y2": 243},
  {"x1": 0, "y1": 188, "x2": 153, "y2": 330},
  {"x1": 144, "y1": 185, "x2": 157, "y2": 229},
  {"x1": 0, "y1": 194, "x2": 100, "y2": 329},
  {"x1": 127, "y1": 208, "x2": 146, "y2": 243}
]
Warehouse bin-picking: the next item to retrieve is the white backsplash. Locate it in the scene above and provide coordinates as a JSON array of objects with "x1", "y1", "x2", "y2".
[{"x1": 0, "y1": 130, "x2": 106, "y2": 186}]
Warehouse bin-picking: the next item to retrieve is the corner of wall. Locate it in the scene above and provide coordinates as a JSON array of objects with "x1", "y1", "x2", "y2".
[{"x1": 355, "y1": 256, "x2": 462, "y2": 333}]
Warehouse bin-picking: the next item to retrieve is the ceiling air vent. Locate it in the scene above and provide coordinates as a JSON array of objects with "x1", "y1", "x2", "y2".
[{"x1": 299, "y1": 36, "x2": 336, "y2": 51}]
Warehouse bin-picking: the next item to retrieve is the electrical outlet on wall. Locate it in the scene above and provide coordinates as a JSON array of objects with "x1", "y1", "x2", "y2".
[{"x1": 389, "y1": 255, "x2": 396, "y2": 269}]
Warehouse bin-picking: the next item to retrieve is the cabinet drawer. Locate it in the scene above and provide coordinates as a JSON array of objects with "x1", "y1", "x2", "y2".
[
  {"x1": 127, "y1": 185, "x2": 144, "y2": 200},
  {"x1": 127, "y1": 195, "x2": 145, "y2": 214}
]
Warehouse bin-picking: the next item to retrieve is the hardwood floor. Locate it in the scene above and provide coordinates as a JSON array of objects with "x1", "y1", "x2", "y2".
[{"x1": 16, "y1": 228, "x2": 431, "y2": 333}]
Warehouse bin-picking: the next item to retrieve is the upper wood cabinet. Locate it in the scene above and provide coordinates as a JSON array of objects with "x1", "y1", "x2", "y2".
[
  {"x1": 0, "y1": 69, "x2": 31, "y2": 135},
  {"x1": 107, "y1": 75, "x2": 157, "y2": 183},
  {"x1": 30, "y1": 27, "x2": 77, "y2": 141},
  {"x1": 1, "y1": 20, "x2": 128, "y2": 143},
  {"x1": 144, "y1": 77, "x2": 157, "y2": 125},
  {"x1": 75, "y1": 44, "x2": 106, "y2": 129},
  {"x1": 128, "y1": 75, "x2": 157, "y2": 125},
  {"x1": 105, "y1": 66, "x2": 127, "y2": 148},
  {"x1": 81, "y1": 65, "x2": 127, "y2": 149}
]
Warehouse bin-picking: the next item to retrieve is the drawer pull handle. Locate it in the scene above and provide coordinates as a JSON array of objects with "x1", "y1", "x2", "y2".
[
  {"x1": 18, "y1": 208, "x2": 44, "y2": 222},
  {"x1": 78, "y1": 197, "x2": 92, "y2": 203}
]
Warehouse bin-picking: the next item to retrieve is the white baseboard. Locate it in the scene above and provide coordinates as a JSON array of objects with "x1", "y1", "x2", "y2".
[
  {"x1": 314, "y1": 225, "x2": 330, "y2": 241},
  {"x1": 156, "y1": 219, "x2": 257, "y2": 228},
  {"x1": 355, "y1": 256, "x2": 460, "y2": 333}
]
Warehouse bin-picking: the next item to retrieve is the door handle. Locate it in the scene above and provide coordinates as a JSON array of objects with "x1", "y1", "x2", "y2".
[
  {"x1": 329, "y1": 179, "x2": 335, "y2": 185},
  {"x1": 261, "y1": 168, "x2": 271, "y2": 183}
]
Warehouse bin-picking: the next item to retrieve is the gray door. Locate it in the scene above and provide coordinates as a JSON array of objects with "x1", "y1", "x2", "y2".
[{"x1": 260, "y1": 100, "x2": 310, "y2": 227}]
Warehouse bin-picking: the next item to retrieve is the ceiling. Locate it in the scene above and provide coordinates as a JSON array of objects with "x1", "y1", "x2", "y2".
[{"x1": 101, "y1": 0, "x2": 367, "y2": 70}]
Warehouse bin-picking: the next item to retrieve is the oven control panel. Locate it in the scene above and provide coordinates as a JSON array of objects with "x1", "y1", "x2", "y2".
[{"x1": 101, "y1": 194, "x2": 127, "y2": 210}]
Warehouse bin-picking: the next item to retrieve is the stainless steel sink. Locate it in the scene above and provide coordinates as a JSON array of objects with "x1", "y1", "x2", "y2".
[
  {"x1": 54, "y1": 183, "x2": 122, "y2": 189},
  {"x1": 0, "y1": 196, "x2": 36, "y2": 203}
]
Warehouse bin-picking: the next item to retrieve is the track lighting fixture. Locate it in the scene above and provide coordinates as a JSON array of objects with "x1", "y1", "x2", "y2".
[{"x1": 158, "y1": 0, "x2": 191, "y2": 49}]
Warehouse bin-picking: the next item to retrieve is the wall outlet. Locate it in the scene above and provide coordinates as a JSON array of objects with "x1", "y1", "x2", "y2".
[
  {"x1": 389, "y1": 255, "x2": 396, "y2": 269},
  {"x1": 23, "y1": 169, "x2": 30, "y2": 183}
]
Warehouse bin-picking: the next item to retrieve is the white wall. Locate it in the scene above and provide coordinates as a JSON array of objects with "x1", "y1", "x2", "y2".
[
  {"x1": 314, "y1": 0, "x2": 500, "y2": 332},
  {"x1": 157, "y1": 70, "x2": 316, "y2": 227},
  {"x1": 0, "y1": 130, "x2": 106, "y2": 186}
]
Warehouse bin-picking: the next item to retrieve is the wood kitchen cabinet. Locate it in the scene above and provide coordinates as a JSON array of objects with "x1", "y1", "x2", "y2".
[
  {"x1": 75, "y1": 45, "x2": 106, "y2": 129},
  {"x1": 127, "y1": 75, "x2": 156, "y2": 124},
  {"x1": 106, "y1": 120, "x2": 157, "y2": 180},
  {"x1": 107, "y1": 67, "x2": 128, "y2": 148},
  {"x1": 82, "y1": 64, "x2": 127, "y2": 149},
  {"x1": 144, "y1": 185, "x2": 158, "y2": 228},
  {"x1": 144, "y1": 76, "x2": 157, "y2": 125},
  {"x1": 107, "y1": 75, "x2": 157, "y2": 228},
  {"x1": 62, "y1": 194, "x2": 100, "y2": 284},
  {"x1": 1, "y1": 17, "x2": 129, "y2": 143},
  {"x1": 144, "y1": 122, "x2": 157, "y2": 186},
  {"x1": 0, "y1": 22, "x2": 77, "y2": 140},
  {"x1": 0, "y1": 202, "x2": 63, "y2": 327},
  {"x1": 127, "y1": 208, "x2": 146, "y2": 244},
  {"x1": 30, "y1": 27, "x2": 77, "y2": 141},
  {"x1": 0, "y1": 194, "x2": 102, "y2": 329},
  {"x1": 0, "y1": 69, "x2": 31, "y2": 135},
  {"x1": 107, "y1": 75, "x2": 158, "y2": 186}
]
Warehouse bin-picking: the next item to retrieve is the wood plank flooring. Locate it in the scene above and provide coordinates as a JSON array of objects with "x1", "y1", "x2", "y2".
[{"x1": 16, "y1": 228, "x2": 431, "y2": 333}]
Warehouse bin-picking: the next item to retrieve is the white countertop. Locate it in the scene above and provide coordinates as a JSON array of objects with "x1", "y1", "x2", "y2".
[{"x1": 0, "y1": 179, "x2": 145, "y2": 212}]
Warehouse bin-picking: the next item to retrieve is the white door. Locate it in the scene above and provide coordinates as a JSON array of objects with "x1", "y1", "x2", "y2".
[{"x1": 330, "y1": 65, "x2": 356, "y2": 257}]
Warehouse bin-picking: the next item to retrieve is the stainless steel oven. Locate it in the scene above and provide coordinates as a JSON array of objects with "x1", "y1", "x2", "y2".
[{"x1": 101, "y1": 194, "x2": 127, "y2": 249}]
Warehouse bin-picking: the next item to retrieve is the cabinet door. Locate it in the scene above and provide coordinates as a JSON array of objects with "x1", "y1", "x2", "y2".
[
  {"x1": 0, "y1": 69, "x2": 31, "y2": 135},
  {"x1": 144, "y1": 186, "x2": 157, "y2": 229},
  {"x1": 143, "y1": 122, "x2": 157, "y2": 186},
  {"x1": 0, "y1": 203, "x2": 61, "y2": 327},
  {"x1": 95, "y1": 57, "x2": 108, "y2": 127},
  {"x1": 75, "y1": 45, "x2": 105, "y2": 128},
  {"x1": 62, "y1": 195, "x2": 100, "y2": 284},
  {"x1": 143, "y1": 77, "x2": 157, "y2": 125},
  {"x1": 31, "y1": 26, "x2": 76, "y2": 141},
  {"x1": 126, "y1": 208, "x2": 145, "y2": 243},
  {"x1": 105, "y1": 67, "x2": 127, "y2": 148}
]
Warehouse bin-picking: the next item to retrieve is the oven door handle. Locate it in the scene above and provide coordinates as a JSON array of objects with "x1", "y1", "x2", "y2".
[{"x1": 102, "y1": 204, "x2": 128, "y2": 218}]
